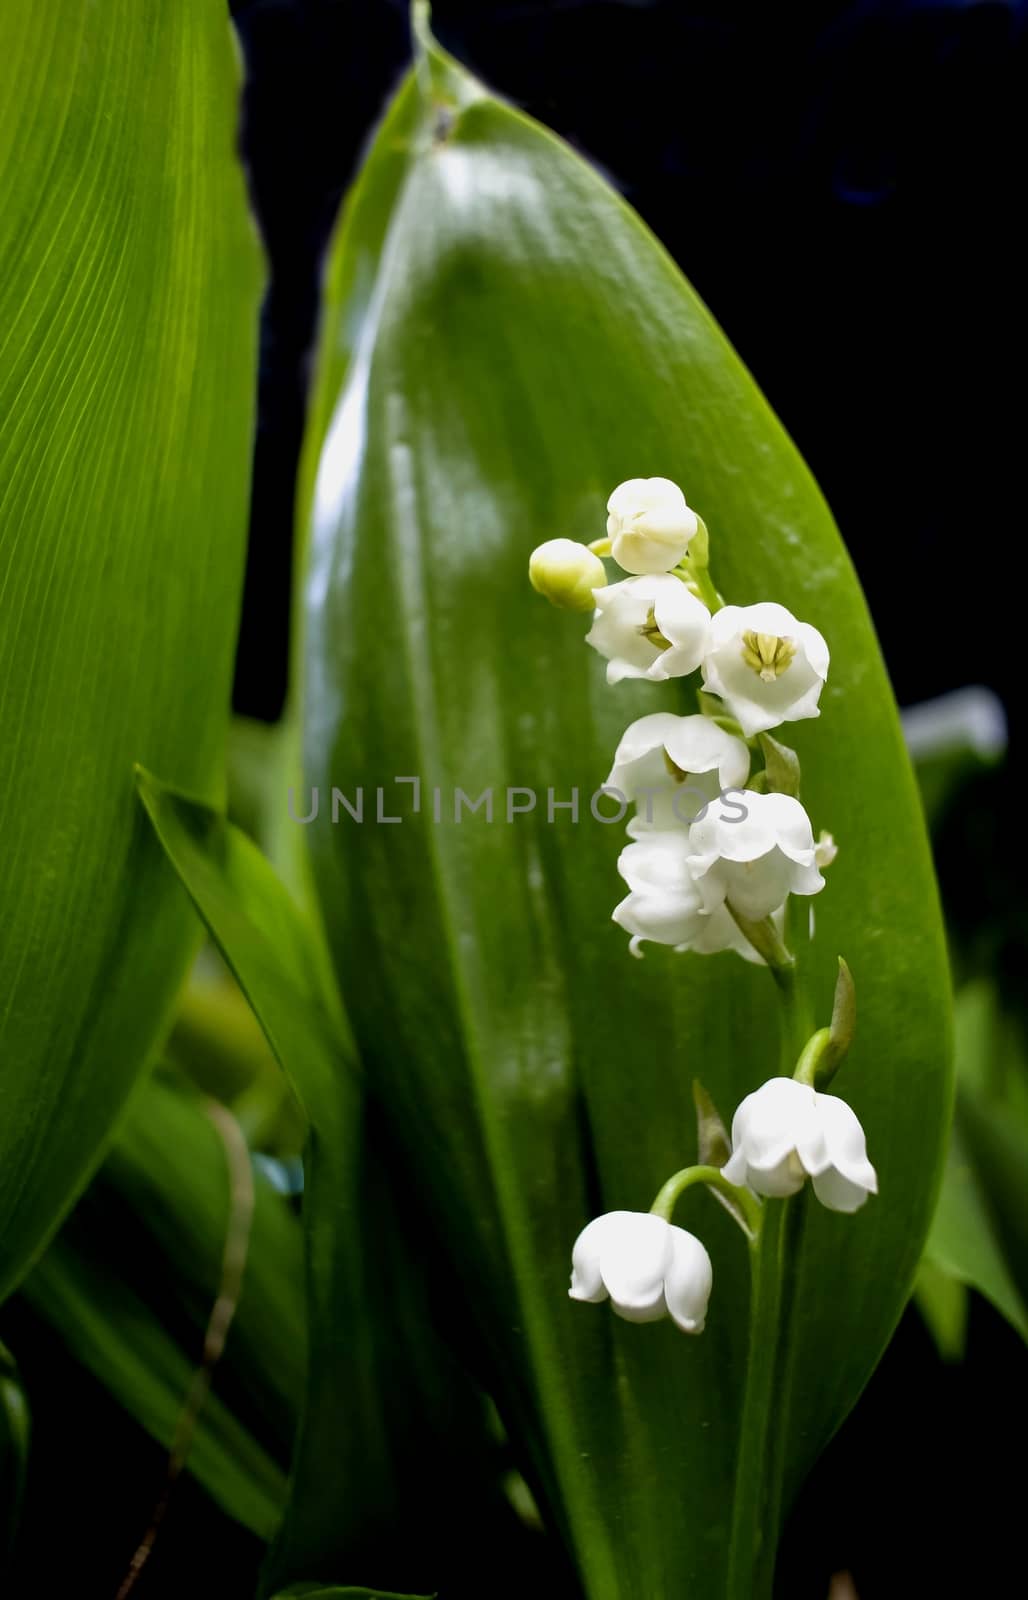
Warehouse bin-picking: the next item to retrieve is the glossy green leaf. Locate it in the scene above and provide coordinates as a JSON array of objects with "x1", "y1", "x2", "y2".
[
  {"x1": 298, "y1": 25, "x2": 951, "y2": 1600},
  {"x1": 0, "y1": 1, "x2": 261, "y2": 1298}
]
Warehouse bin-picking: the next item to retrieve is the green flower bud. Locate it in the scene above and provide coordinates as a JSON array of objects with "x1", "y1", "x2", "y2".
[{"x1": 528, "y1": 538, "x2": 606, "y2": 612}]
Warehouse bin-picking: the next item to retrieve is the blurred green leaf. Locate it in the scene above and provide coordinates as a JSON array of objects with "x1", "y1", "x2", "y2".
[
  {"x1": 919, "y1": 1123, "x2": 1028, "y2": 1351},
  {"x1": 913, "y1": 1259, "x2": 969, "y2": 1363},
  {"x1": 0, "y1": 1342, "x2": 29, "y2": 1559},
  {"x1": 0, "y1": 0, "x2": 261, "y2": 1299},
  {"x1": 298, "y1": 27, "x2": 951, "y2": 1599},
  {"x1": 16, "y1": 1075, "x2": 305, "y2": 1536},
  {"x1": 19, "y1": 1218, "x2": 285, "y2": 1540},
  {"x1": 917, "y1": 982, "x2": 1028, "y2": 1350}
]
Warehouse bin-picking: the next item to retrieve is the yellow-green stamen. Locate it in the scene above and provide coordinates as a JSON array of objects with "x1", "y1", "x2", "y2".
[
  {"x1": 741, "y1": 630, "x2": 796, "y2": 683},
  {"x1": 639, "y1": 607, "x2": 671, "y2": 650}
]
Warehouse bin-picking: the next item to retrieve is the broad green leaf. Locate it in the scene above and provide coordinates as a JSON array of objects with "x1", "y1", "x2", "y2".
[
  {"x1": 138, "y1": 774, "x2": 511, "y2": 1597},
  {"x1": 0, "y1": 1, "x2": 261, "y2": 1298},
  {"x1": 298, "y1": 25, "x2": 951, "y2": 1600}
]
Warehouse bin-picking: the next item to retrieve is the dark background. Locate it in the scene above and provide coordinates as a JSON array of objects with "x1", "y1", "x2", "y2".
[{"x1": 58, "y1": 2, "x2": 1011, "y2": 1594}]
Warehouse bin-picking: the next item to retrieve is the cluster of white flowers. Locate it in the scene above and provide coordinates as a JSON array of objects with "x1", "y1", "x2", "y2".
[
  {"x1": 533, "y1": 476, "x2": 831, "y2": 959},
  {"x1": 530, "y1": 475, "x2": 877, "y2": 1338}
]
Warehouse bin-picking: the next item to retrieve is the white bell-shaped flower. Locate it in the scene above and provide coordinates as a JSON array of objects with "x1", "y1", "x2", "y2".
[
  {"x1": 528, "y1": 538, "x2": 608, "y2": 612},
  {"x1": 722, "y1": 1077, "x2": 878, "y2": 1212},
  {"x1": 702, "y1": 601, "x2": 829, "y2": 737},
  {"x1": 606, "y1": 477, "x2": 699, "y2": 574},
  {"x1": 605, "y1": 712, "x2": 750, "y2": 834},
  {"x1": 613, "y1": 832, "x2": 760, "y2": 960},
  {"x1": 586, "y1": 575, "x2": 710, "y2": 685},
  {"x1": 687, "y1": 790, "x2": 824, "y2": 922},
  {"x1": 569, "y1": 1210, "x2": 713, "y2": 1332}
]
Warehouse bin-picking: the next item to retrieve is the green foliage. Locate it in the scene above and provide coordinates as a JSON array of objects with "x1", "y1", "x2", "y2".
[
  {"x1": 138, "y1": 774, "x2": 516, "y2": 1598},
  {"x1": 0, "y1": 0, "x2": 262, "y2": 1298},
  {"x1": 919, "y1": 981, "x2": 1028, "y2": 1353},
  {"x1": 16, "y1": 1074, "x2": 304, "y2": 1536}
]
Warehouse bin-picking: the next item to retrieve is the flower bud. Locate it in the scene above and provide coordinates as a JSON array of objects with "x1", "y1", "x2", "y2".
[
  {"x1": 606, "y1": 477, "x2": 698, "y2": 574},
  {"x1": 528, "y1": 538, "x2": 607, "y2": 612}
]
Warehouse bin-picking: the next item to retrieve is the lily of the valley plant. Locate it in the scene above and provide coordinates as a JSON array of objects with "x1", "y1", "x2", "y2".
[{"x1": 531, "y1": 480, "x2": 877, "y2": 1339}]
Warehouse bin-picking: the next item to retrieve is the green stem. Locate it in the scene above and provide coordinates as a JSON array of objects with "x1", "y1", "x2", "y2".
[
  {"x1": 793, "y1": 1026, "x2": 831, "y2": 1087},
  {"x1": 725, "y1": 948, "x2": 815, "y2": 1598},
  {"x1": 726, "y1": 907, "x2": 795, "y2": 1001},
  {"x1": 725, "y1": 1204, "x2": 786, "y2": 1600},
  {"x1": 649, "y1": 1164, "x2": 762, "y2": 1237},
  {"x1": 690, "y1": 565, "x2": 722, "y2": 613}
]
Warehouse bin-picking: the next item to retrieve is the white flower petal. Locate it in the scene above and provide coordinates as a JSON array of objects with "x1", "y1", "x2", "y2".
[
  {"x1": 613, "y1": 889, "x2": 708, "y2": 949},
  {"x1": 597, "y1": 1212, "x2": 675, "y2": 1311},
  {"x1": 810, "y1": 1166, "x2": 873, "y2": 1213},
  {"x1": 685, "y1": 791, "x2": 824, "y2": 921},
  {"x1": 568, "y1": 1214, "x2": 612, "y2": 1303},
  {"x1": 701, "y1": 602, "x2": 829, "y2": 737},
  {"x1": 730, "y1": 1079, "x2": 818, "y2": 1169},
  {"x1": 814, "y1": 1094, "x2": 879, "y2": 1193},
  {"x1": 617, "y1": 832, "x2": 696, "y2": 894},
  {"x1": 663, "y1": 1228, "x2": 714, "y2": 1333},
  {"x1": 662, "y1": 715, "x2": 750, "y2": 788},
  {"x1": 743, "y1": 1152, "x2": 808, "y2": 1199},
  {"x1": 610, "y1": 1291, "x2": 670, "y2": 1323},
  {"x1": 605, "y1": 712, "x2": 685, "y2": 796},
  {"x1": 626, "y1": 785, "x2": 698, "y2": 835},
  {"x1": 607, "y1": 478, "x2": 698, "y2": 574},
  {"x1": 726, "y1": 1078, "x2": 877, "y2": 1214}
]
